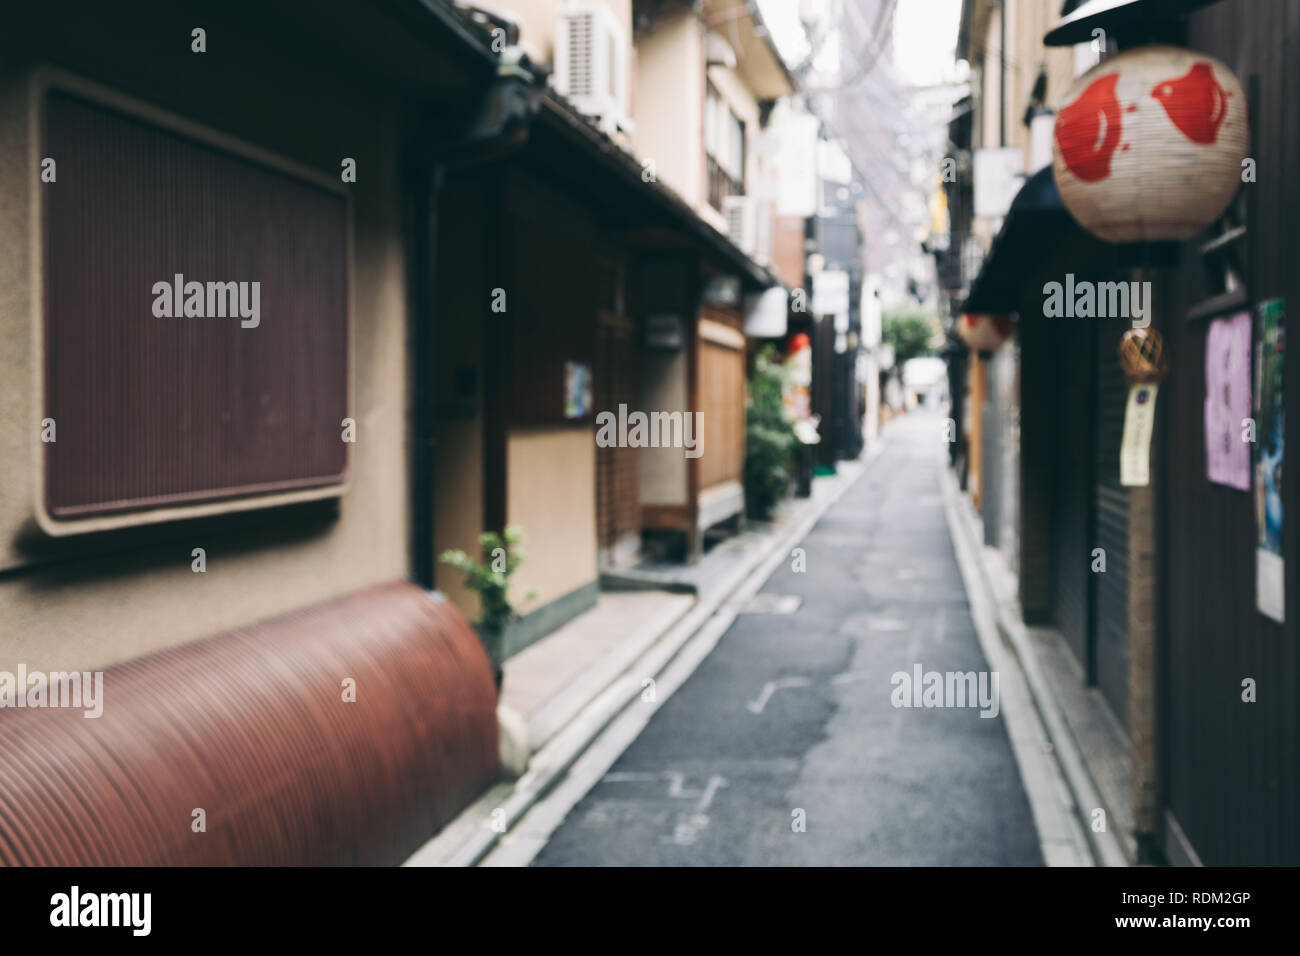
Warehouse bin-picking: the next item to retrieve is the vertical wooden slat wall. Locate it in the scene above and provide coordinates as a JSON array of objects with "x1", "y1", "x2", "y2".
[
  {"x1": 1052, "y1": 316, "x2": 1093, "y2": 669},
  {"x1": 697, "y1": 306, "x2": 745, "y2": 493},
  {"x1": 1094, "y1": 315, "x2": 1131, "y2": 730},
  {"x1": 1158, "y1": 0, "x2": 1299, "y2": 866}
]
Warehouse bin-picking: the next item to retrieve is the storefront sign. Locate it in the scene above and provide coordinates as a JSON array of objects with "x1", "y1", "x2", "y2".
[
  {"x1": 701, "y1": 276, "x2": 741, "y2": 307},
  {"x1": 1254, "y1": 299, "x2": 1286, "y2": 623},
  {"x1": 1204, "y1": 311, "x2": 1251, "y2": 490},
  {"x1": 1120, "y1": 383, "x2": 1159, "y2": 486},
  {"x1": 973, "y1": 147, "x2": 1024, "y2": 220},
  {"x1": 645, "y1": 314, "x2": 684, "y2": 350},
  {"x1": 743, "y1": 286, "x2": 789, "y2": 338},
  {"x1": 812, "y1": 270, "x2": 850, "y2": 319}
]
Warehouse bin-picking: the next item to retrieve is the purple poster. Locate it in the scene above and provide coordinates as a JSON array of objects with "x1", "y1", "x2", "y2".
[{"x1": 1204, "y1": 311, "x2": 1252, "y2": 490}]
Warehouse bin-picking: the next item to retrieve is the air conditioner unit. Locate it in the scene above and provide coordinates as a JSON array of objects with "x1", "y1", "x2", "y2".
[
  {"x1": 754, "y1": 200, "x2": 773, "y2": 267},
  {"x1": 724, "y1": 195, "x2": 758, "y2": 258},
  {"x1": 554, "y1": 3, "x2": 628, "y2": 136}
]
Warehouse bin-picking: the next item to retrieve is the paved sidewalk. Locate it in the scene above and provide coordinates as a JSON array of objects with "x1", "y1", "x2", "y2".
[{"x1": 501, "y1": 591, "x2": 696, "y2": 755}]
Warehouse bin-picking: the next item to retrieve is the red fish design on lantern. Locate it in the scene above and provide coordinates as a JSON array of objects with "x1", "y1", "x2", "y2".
[
  {"x1": 1055, "y1": 73, "x2": 1122, "y2": 183},
  {"x1": 1150, "y1": 62, "x2": 1231, "y2": 145}
]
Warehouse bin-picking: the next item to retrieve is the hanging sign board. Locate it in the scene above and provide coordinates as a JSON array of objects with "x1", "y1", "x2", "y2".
[
  {"x1": 1254, "y1": 299, "x2": 1286, "y2": 624},
  {"x1": 812, "y1": 270, "x2": 850, "y2": 319},
  {"x1": 645, "y1": 314, "x2": 684, "y2": 350},
  {"x1": 1120, "y1": 383, "x2": 1159, "y2": 487},
  {"x1": 973, "y1": 147, "x2": 1024, "y2": 220},
  {"x1": 1204, "y1": 311, "x2": 1252, "y2": 490}
]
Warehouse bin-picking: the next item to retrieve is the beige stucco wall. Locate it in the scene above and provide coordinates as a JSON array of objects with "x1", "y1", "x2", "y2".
[
  {"x1": 634, "y1": 7, "x2": 705, "y2": 210},
  {"x1": 978, "y1": 0, "x2": 1078, "y2": 160},
  {"x1": 0, "y1": 53, "x2": 411, "y2": 674},
  {"x1": 506, "y1": 427, "x2": 598, "y2": 608},
  {"x1": 708, "y1": 61, "x2": 760, "y2": 168}
]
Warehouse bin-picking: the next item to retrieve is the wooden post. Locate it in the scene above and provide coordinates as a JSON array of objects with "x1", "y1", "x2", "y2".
[
  {"x1": 970, "y1": 352, "x2": 985, "y2": 511},
  {"x1": 1129, "y1": 479, "x2": 1158, "y2": 849},
  {"x1": 1124, "y1": 278, "x2": 1162, "y2": 859}
]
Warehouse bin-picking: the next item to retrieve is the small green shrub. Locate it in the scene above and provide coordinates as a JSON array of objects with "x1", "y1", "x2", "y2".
[
  {"x1": 745, "y1": 345, "x2": 798, "y2": 521},
  {"x1": 440, "y1": 525, "x2": 537, "y2": 662}
]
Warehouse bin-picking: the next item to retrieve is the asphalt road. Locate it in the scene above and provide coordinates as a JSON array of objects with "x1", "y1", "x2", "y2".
[{"x1": 533, "y1": 413, "x2": 1044, "y2": 866}]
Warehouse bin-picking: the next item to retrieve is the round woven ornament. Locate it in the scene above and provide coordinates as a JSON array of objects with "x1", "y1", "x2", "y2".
[{"x1": 1119, "y1": 327, "x2": 1169, "y2": 384}]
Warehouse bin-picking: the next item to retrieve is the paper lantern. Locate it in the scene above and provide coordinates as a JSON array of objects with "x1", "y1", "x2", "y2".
[
  {"x1": 1053, "y1": 44, "x2": 1248, "y2": 243},
  {"x1": 957, "y1": 313, "x2": 1013, "y2": 353}
]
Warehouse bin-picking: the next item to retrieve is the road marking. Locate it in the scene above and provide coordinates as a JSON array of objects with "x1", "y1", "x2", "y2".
[
  {"x1": 695, "y1": 775, "x2": 727, "y2": 812},
  {"x1": 591, "y1": 772, "x2": 729, "y2": 845},
  {"x1": 603, "y1": 770, "x2": 727, "y2": 811},
  {"x1": 866, "y1": 617, "x2": 909, "y2": 631},
  {"x1": 830, "y1": 671, "x2": 872, "y2": 686},
  {"x1": 746, "y1": 677, "x2": 811, "y2": 714},
  {"x1": 739, "y1": 594, "x2": 803, "y2": 615}
]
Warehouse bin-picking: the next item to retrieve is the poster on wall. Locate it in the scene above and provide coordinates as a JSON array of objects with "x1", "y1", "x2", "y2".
[
  {"x1": 564, "y1": 361, "x2": 591, "y2": 420},
  {"x1": 1204, "y1": 311, "x2": 1252, "y2": 490},
  {"x1": 1254, "y1": 299, "x2": 1286, "y2": 624}
]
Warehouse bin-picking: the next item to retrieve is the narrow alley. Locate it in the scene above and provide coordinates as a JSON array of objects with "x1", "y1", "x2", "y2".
[
  {"x1": 531, "y1": 413, "x2": 1041, "y2": 866},
  {"x1": 1, "y1": 0, "x2": 1293, "y2": 935}
]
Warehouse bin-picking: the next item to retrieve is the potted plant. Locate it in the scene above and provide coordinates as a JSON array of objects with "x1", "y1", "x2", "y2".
[
  {"x1": 744, "y1": 344, "x2": 800, "y2": 519},
  {"x1": 439, "y1": 525, "x2": 536, "y2": 690}
]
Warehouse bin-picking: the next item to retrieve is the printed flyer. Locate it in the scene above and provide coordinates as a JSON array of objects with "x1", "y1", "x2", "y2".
[
  {"x1": 1204, "y1": 311, "x2": 1252, "y2": 490},
  {"x1": 1254, "y1": 299, "x2": 1286, "y2": 623}
]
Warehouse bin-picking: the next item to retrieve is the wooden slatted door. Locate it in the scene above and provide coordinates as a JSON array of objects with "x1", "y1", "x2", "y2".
[
  {"x1": 595, "y1": 309, "x2": 641, "y2": 568},
  {"x1": 696, "y1": 307, "x2": 746, "y2": 496}
]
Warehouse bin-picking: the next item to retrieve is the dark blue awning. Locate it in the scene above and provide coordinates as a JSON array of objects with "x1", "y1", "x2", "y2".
[
  {"x1": 961, "y1": 168, "x2": 1093, "y2": 315},
  {"x1": 961, "y1": 165, "x2": 1181, "y2": 316}
]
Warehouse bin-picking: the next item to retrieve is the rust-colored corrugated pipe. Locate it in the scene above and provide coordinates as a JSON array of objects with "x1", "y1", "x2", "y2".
[{"x1": 0, "y1": 581, "x2": 498, "y2": 866}]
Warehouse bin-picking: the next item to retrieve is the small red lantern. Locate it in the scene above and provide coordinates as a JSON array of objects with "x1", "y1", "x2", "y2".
[
  {"x1": 1053, "y1": 44, "x2": 1249, "y2": 243},
  {"x1": 957, "y1": 313, "x2": 1013, "y2": 353}
]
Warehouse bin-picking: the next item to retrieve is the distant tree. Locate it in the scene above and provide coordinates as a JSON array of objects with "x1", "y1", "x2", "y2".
[{"x1": 882, "y1": 310, "x2": 940, "y2": 366}]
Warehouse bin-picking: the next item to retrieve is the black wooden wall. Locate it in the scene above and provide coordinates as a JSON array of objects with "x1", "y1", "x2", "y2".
[{"x1": 1157, "y1": 0, "x2": 1299, "y2": 866}]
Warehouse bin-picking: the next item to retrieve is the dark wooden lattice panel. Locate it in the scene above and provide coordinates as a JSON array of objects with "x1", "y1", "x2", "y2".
[{"x1": 42, "y1": 90, "x2": 349, "y2": 519}]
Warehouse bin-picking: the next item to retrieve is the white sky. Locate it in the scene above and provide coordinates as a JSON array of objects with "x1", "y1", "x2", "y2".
[
  {"x1": 891, "y1": 0, "x2": 963, "y2": 86},
  {"x1": 757, "y1": 0, "x2": 964, "y2": 87},
  {"x1": 756, "y1": 0, "x2": 810, "y2": 66}
]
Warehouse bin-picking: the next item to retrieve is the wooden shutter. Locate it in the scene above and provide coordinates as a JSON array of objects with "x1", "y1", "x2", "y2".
[{"x1": 40, "y1": 88, "x2": 349, "y2": 525}]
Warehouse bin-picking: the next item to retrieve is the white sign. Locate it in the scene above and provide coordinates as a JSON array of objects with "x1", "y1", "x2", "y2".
[
  {"x1": 812, "y1": 270, "x2": 850, "y2": 319},
  {"x1": 743, "y1": 287, "x2": 789, "y2": 338},
  {"x1": 974, "y1": 147, "x2": 1025, "y2": 219},
  {"x1": 1120, "y1": 384, "x2": 1159, "y2": 486},
  {"x1": 771, "y1": 108, "x2": 820, "y2": 218}
]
